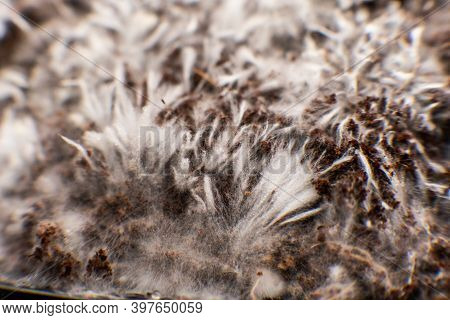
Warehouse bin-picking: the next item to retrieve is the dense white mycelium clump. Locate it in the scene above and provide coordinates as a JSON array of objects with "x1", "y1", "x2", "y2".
[{"x1": 0, "y1": 0, "x2": 448, "y2": 299}]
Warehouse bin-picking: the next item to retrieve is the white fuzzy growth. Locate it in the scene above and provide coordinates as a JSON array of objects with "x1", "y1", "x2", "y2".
[
  {"x1": 0, "y1": 0, "x2": 447, "y2": 300},
  {"x1": 0, "y1": 110, "x2": 41, "y2": 193},
  {"x1": 60, "y1": 135, "x2": 93, "y2": 168},
  {"x1": 250, "y1": 269, "x2": 286, "y2": 299}
]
